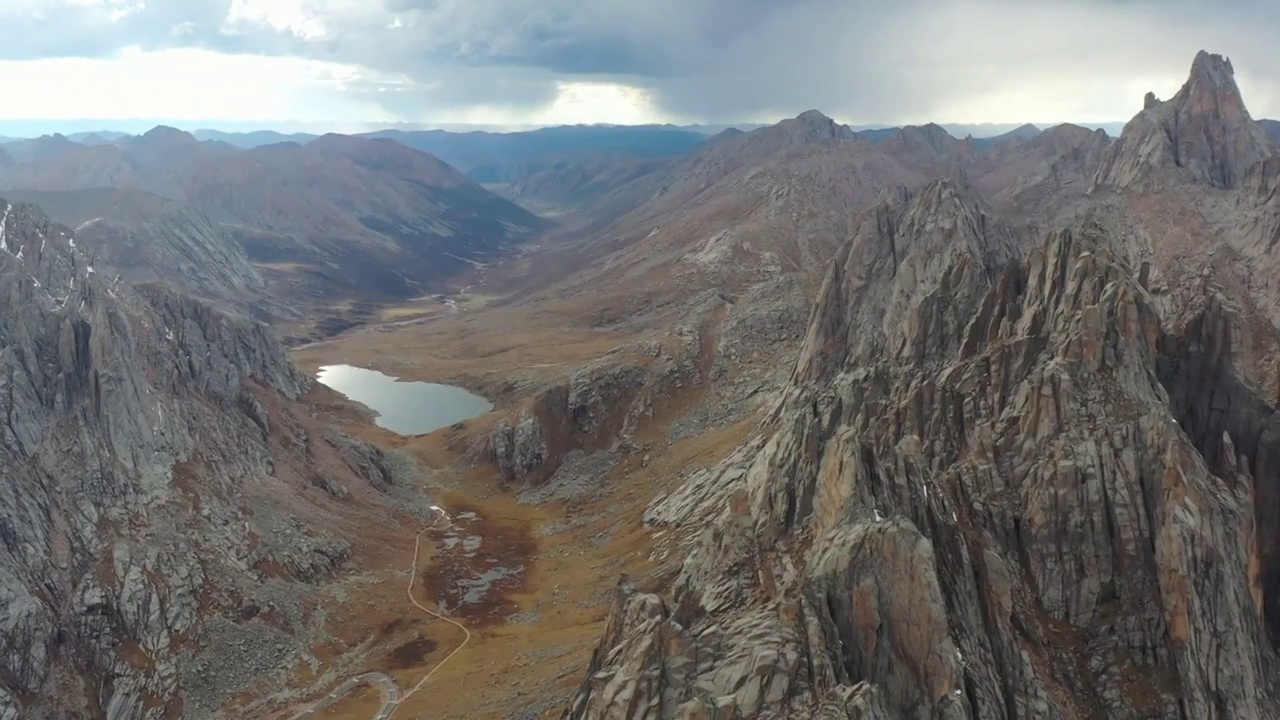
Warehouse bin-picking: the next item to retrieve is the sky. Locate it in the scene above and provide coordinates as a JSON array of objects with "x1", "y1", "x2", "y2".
[{"x1": 0, "y1": 0, "x2": 1276, "y2": 135}]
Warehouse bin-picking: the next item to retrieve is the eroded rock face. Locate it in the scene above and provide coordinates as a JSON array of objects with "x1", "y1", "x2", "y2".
[
  {"x1": 0, "y1": 199, "x2": 408, "y2": 718},
  {"x1": 1094, "y1": 51, "x2": 1277, "y2": 190},
  {"x1": 562, "y1": 214, "x2": 1280, "y2": 718},
  {"x1": 490, "y1": 316, "x2": 713, "y2": 484}
]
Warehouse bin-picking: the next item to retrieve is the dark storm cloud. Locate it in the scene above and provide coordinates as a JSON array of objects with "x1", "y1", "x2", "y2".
[
  {"x1": 4, "y1": 0, "x2": 1279, "y2": 122},
  {"x1": 317, "y1": 0, "x2": 1280, "y2": 121},
  {"x1": 365, "y1": 0, "x2": 803, "y2": 77}
]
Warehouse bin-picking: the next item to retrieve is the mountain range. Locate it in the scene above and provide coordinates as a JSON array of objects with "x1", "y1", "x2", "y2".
[
  {"x1": 0, "y1": 126, "x2": 551, "y2": 339},
  {"x1": 2, "y1": 47, "x2": 1280, "y2": 720},
  {"x1": 487, "y1": 50, "x2": 1280, "y2": 720}
]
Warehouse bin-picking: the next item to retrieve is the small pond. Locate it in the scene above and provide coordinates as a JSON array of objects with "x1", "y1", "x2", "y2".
[{"x1": 315, "y1": 364, "x2": 493, "y2": 436}]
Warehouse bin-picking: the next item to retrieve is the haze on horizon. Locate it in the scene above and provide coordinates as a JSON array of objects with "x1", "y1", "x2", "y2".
[{"x1": 0, "y1": 0, "x2": 1277, "y2": 137}]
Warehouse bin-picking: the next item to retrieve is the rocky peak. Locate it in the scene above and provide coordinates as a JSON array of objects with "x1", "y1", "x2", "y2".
[
  {"x1": 1094, "y1": 49, "x2": 1276, "y2": 190},
  {"x1": 1007, "y1": 122, "x2": 1042, "y2": 140},
  {"x1": 792, "y1": 178, "x2": 1021, "y2": 386},
  {"x1": 4, "y1": 188, "x2": 270, "y2": 318},
  {"x1": 890, "y1": 123, "x2": 958, "y2": 156},
  {"x1": 770, "y1": 109, "x2": 857, "y2": 145},
  {"x1": 1189, "y1": 50, "x2": 1236, "y2": 88},
  {"x1": 140, "y1": 124, "x2": 196, "y2": 141}
]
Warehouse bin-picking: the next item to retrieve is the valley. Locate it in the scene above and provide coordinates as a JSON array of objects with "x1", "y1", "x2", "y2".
[
  {"x1": 4, "y1": 46, "x2": 1280, "y2": 720},
  {"x1": 274, "y1": 273, "x2": 752, "y2": 719}
]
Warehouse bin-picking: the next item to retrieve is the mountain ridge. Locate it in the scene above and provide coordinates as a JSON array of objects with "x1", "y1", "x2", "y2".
[
  {"x1": 545, "y1": 47, "x2": 1280, "y2": 720},
  {"x1": 0, "y1": 196, "x2": 426, "y2": 718},
  {"x1": 0, "y1": 128, "x2": 549, "y2": 321}
]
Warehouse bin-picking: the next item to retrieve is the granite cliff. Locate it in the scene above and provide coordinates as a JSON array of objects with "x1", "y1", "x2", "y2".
[{"x1": 0, "y1": 198, "x2": 415, "y2": 718}]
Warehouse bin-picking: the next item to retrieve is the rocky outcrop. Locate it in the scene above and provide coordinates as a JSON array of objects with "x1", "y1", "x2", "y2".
[
  {"x1": 562, "y1": 214, "x2": 1280, "y2": 718},
  {"x1": 490, "y1": 359, "x2": 649, "y2": 483},
  {"x1": 0, "y1": 198, "x2": 410, "y2": 718},
  {"x1": 489, "y1": 285, "x2": 738, "y2": 484},
  {"x1": 793, "y1": 178, "x2": 1024, "y2": 383},
  {"x1": 2, "y1": 188, "x2": 274, "y2": 320},
  {"x1": 1094, "y1": 51, "x2": 1277, "y2": 190},
  {"x1": 492, "y1": 411, "x2": 551, "y2": 482}
]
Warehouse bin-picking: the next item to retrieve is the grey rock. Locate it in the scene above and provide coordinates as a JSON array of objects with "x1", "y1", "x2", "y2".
[
  {"x1": 492, "y1": 411, "x2": 550, "y2": 482},
  {"x1": 561, "y1": 196, "x2": 1280, "y2": 718},
  {"x1": 0, "y1": 199, "x2": 407, "y2": 718},
  {"x1": 1094, "y1": 51, "x2": 1277, "y2": 190}
]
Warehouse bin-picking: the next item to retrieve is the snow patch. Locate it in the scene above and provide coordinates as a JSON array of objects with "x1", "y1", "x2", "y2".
[{"x1": 0, "y1": 203, "x2": 10, "y2": 253}]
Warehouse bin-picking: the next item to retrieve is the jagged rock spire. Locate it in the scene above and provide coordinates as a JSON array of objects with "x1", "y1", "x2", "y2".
[{"x1": 1094, "y1": 50, "x2": 1276, "y2": 190}]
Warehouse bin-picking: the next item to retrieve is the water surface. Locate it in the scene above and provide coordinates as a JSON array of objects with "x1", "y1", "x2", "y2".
[{"x1": 315, "y1": 364, "x2": 493, "y2": 436}]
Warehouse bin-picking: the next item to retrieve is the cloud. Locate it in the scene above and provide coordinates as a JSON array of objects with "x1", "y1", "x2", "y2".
[
  {"x1": 0, "y1": 0, "x2": 1275, "y2": 125},
  {"x1": 0, "y1": 46, "x2": 398, "y2": 123}
]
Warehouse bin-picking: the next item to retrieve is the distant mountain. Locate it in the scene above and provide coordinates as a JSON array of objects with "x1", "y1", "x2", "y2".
[
  {"x1": 0, "y1": 133, "x2": 86, "y2": 163},
  {"x1": 362, "y1": 125, "x2": 708, "y2": 175},
  {"x1": 180, "y1": 133, "x2": 550, "y2": 301},
  {"x1": 970, "y1": 122, "x2": 1043, "y2": 149},
  {"x1": 67, "y1": 130, "x2": 129, "y2": 144},
  {"x1": 0, "y1": 126, "x2": 550, "y2": 319},
  {"x1": 0, "y1": 126, "x2": 238, "y2": 199},
  {"x1": 192, "y1": 129, "x2": 320, "y2": 148},
  {"x1": 1261, "y1": 118, "x2": 1280, "y2": 144},
  {"x1": 851, "y1": 121, "x2": 1121, "y2": 144}
]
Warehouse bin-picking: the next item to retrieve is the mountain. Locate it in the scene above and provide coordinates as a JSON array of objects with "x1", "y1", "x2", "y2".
[
  {"x1": 0, "y1": 127, "x2": 237, "y2": 200},
  {"x1": 969, "y1": 122, "x2": 1042, "y2": 149},
  {"x1": 539, "y1": 48, "x2": 1280, "y2": 720},
  {"x1": 509, "y1": 108, "x2": 1122, "y2": 341},
  {"x1": 67, "y1": 131, "x2": 130, "y2": 144},
  {"x1": 1094, "y1": 51, "x2": 1277, "y2": 190},
  {"x1": 564, "y1": 215, "x2": 1280, "y2": 719},
  {"x1": 487, "y1": 156, "x2": 674, "y2": 216},
  {"x1": 182, "y1": 133, "x2": 549, "y2": 299},
  {"x1": 977, "y1": 123, "x2": 1114, "y2": 206},
  {"x1": 0, "y1": 187, "x2": 272, "y2": 319},
  {"x1": 1261, "y1": 118, "x2": 1280, "y2": 145},
  {"x1": 850, "y1": 122, "x2": 1123, "y2": 144},
  {"x1": 0, "y1": 127, "x2": 549, "y2": 313},
  {"x1": 191, "y1": 129, "x2": 319, "y2": 148},
  {"x1": 361, "y1": 125, "x2": 709, "y2": 175},
  {"x1": 0, "y1": 133, "x2": 87, "y2": 163},
  {"x1": 0, "y1": 197, "x2": 421, "y2": 718},
  {"x1": 523, "y1": 110, "x2": 930, "y2": 313}
]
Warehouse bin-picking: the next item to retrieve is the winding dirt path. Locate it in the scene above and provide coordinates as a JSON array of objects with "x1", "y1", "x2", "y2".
[
  {"x1": 388, "y1": 508, "x2": 473, "y2": 716},
  {"x1": 289, "y1": 507, "x2": 471, "y2": 720}
]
